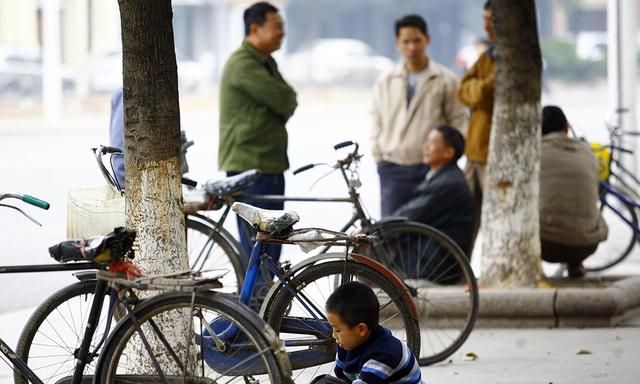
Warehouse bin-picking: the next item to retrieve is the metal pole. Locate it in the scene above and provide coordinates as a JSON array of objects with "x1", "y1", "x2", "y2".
[
  {"x1": 620, "y1": 0, "x2": 638, "y2": 173},
  {"x1": 607, "y1": 0, "x2": 621, "y2": 124},
  {"x1": 42, "y1": 0, "x2": 63, "y2": 124}
]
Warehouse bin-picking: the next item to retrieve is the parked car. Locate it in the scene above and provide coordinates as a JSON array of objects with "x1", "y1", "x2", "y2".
[
  {"x1": 88, "y1": 50, "x2": 207, "y2": 94},
  {"x1": 0, "y1": 45, "x2": 75, "y2": 99},
  {"x1": 281, "y1": 38, "x2": 394, "y2": 86}
]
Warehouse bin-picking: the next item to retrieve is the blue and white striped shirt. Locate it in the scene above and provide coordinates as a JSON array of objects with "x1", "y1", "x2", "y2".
[{"x1": 334, "y1": 325, "x2": 422, "y2": 384}]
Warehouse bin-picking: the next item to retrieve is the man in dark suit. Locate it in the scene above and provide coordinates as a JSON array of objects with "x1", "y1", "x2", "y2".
[{"x1": 393, "y1": 125, "x2": 473, "y2": 256}]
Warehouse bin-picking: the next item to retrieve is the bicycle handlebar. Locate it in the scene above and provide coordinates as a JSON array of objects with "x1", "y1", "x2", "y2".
[
  {"x1": 92, "y1": 146, "x2": 198, "y2": 190},
  {"x1": 610, "y1": 145, "x2": 634, "y2": 154},
  {"x1": 22, "y1": 194, "x2": 50, "y2": 210},
  {"x1": 292, "y1": 141, "x2": 361, "y2": 177},
  {"x1": 0, "y1": 193, "x2": 49, "y2": 226},
  {"x1": 334, "y1": 141, "x2": 354, "y2": 150},
  {"x1": 95, "y1": 146, "x2": 123, "y2": 155},
  {"x1": 292, "y1": 164, "x2": 315, "y2": 175},
  {"x1": 0, "y1": 193, "x2": 50, "y2": 209}
]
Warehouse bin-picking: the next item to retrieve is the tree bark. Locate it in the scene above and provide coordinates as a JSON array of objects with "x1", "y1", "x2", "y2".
[
  {"x1": 118, "y1": 0, "x2": 190, "y2": 373},
  {"x1": 119, "y1": 0, "x2": 186, "y2": 274},
  {"x1": 480, "y1": 0, "x2": 544, "y2": 287}
]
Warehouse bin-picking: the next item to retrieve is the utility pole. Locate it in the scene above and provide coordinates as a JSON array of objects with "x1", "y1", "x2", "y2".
[
  {"x1": 42, "y1": 0, "x2": 63, "y2": 123},
  {"x1": 608, "y1": 0, "x2": 637, "y2": 172}
]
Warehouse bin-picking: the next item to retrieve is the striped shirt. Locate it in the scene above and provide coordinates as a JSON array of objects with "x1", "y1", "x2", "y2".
[{"x1": 334, "y1": 325, "x2": 422, "y2": 384}]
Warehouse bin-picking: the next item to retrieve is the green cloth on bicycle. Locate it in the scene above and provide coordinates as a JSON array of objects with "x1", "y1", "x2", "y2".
[{"x1": 218, "y1": 40, "x2": 298, "y2": 173}]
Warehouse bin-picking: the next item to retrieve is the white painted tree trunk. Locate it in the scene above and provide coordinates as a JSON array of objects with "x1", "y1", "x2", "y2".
[
  {"x1": 480, "y1": 0, "x2": 544, "y2": 287},
  {"x1": 480, "y1": 103, "x2": 543, "y2": 287}
]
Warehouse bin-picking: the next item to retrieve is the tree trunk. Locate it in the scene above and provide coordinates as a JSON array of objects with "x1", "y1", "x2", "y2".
[
  {"x1": 118, "y1": 0, "x2": 190, "y2": 373},
  {"x1": 480, "y1": 0, "x2": 544, "y2": 287}
]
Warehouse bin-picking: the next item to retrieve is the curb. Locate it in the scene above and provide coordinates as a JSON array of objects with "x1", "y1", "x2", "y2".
[{"x1": 415, "y1": 276, "x2": 640, "y2": 328}]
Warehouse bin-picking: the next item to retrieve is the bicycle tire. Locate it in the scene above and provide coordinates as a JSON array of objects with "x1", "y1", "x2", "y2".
[
  {"x1": 186, "y1": 214, "x2": 247, "y2": 293},
  {"x1": 585, "y1": 196, "x2": 638, "y2": 272},
  {"x1": 264, "y1": 260, "x2": 421, "y2": 381},
  {"x1": 14, "y1": 279, "x2": 109, "y2": 384},
  {"x1": 94, "y1": 291, "x2": 291, "y2": 384},
  {"x1": 356, "y1": 221, "x2": 479, "y2": 366}
]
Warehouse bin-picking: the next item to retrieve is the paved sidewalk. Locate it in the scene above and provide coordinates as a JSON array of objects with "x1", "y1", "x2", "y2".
[{"x1": 422, "y1": 318, "x2": 640, "y2": 384}]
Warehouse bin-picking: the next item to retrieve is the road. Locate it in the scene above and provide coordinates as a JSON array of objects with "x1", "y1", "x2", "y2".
[{"x1": 0, "y1": 82, "x2": 639, "y2": 382}]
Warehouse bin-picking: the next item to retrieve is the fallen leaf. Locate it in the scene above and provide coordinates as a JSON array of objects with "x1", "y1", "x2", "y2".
[{"x1": 463, "y1": 352, "x2": 478, "y2": 361}]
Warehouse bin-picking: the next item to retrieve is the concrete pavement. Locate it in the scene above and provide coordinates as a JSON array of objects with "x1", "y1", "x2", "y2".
[{"x1": 422, "y1": 315, "x2": 640, "y2": 384}]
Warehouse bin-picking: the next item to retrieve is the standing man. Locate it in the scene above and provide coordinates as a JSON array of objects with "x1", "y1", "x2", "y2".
[
  {"x1": 457, "y1": 0, "x2": 496, "y2": 251},
  {"x1": 371, "y1": 14, "x2": 467, "y2": 217},
  {"x1": 218, "y1": 2, "x2": 297, "y2": 281}
]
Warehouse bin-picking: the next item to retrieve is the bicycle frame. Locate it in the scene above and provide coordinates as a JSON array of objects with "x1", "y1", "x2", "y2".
[
  {"x1": 600, "y1": 181, "x2": 640, "y2": 235},
  {"x1": 210, "y1": 149, "x2": 377, "y2": 243},
  {"x1": 0, "y1": 338, "x2": 43, "y2": 384}
]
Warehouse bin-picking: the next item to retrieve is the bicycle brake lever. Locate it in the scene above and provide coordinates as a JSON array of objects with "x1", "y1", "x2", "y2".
[{"x1": 0, "y1": 203, "x2": 42, "y2": 226}]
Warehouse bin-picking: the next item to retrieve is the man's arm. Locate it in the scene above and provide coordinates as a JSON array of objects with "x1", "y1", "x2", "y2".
[
  {"x1": 230, "y1": 59, "x2": 297, "y2": 121},
  {"x1": 457, "y1": 57, "x2": 494, "y2": 109},
  {"x1": 394, "y1": 180, "x2": 446, "y2": 224},
  {"x1": 443, "y1": 75, "x2": 469, "y2": 135},
  {"x1": 369, "y1": 78, "x2": 384, "y2": 163}
]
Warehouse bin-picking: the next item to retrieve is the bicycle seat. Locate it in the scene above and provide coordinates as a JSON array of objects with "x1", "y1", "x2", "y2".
[
  {"x1": 49, "y1": 227, "x2": 136, "y2": 264},
  {"x1": 232, "y1": 202, "x2": 299, "y2": 235},
  {"x1": 203, "y1": 169, "x2": 261, "y2": 196}
]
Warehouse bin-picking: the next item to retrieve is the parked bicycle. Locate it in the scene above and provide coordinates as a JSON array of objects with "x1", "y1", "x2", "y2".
[
  {"x1": 94, "y1": 145, "x2": 246, "y2": 293},
  {"x1": 3, "y1": 193, "x2": 290, "y2": 384},
  {"x1": 584, "y1": 110, "x2": 640, "y2": 271},
  {"x1": 189, "y1": 201, "x2": 421, "y2": 382},
  {"x1": 186, "y1": 141, "x2": 479, "y2": 366}
]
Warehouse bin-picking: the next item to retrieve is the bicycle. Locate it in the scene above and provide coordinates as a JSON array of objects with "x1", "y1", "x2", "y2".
[
  {"x1": 94, "y1": 145, "x2": 248, "y2": 293},
  {"x1": 3, "y1": 194, "x2": 290, "y2": 383},
  {"x1": 186, "y1": 141, "x2": 478, "y2": 366},
  {"x1": 582, "y1": 110, "x2": 640, "y2": 272},
  {"x1": 94, "y1": 201, "x2": 421, "y2": 383}
]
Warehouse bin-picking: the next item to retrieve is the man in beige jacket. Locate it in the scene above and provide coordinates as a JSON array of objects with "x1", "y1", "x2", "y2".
[
  {"x1": 540, "y1": 106, "x2": 608, "y2": 278},
  {"x1": 371, "y1": 14, "x2": 467, "y2": 217}
]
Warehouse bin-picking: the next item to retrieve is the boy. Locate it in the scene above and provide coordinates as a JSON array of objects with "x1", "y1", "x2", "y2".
[{"x1": 314, "y1": 281, "x2": 422, "y2": 384}]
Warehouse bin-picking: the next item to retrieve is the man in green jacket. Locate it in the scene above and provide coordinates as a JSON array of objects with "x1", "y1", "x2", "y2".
[{"x1": 218, "y1": 1, "x2": 297, "y2": 294}]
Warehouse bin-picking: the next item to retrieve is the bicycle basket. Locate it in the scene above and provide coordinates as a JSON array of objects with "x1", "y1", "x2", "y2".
[{"x1": 591, "y1": 143, "x2": 611, "y2": 182}]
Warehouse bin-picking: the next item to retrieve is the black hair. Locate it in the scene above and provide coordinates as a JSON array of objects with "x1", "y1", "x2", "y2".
[
  {"x1": 435, "y1": 125, "x2": 465, "y2": 161},
  {"x1": 243, "y1": 2, "x2": 279, "y2": 37},
  {"x1": 326, "y1": 281, "x2": 379, "y2": 331},
  {"x1": 395, "y1": 14, "x2": 428, "y2": 37},
  {"x1": 542, "y1": 105, "x2": 568, "y2": 136},
  {"x1": 484, "y1": 0, "x2": 492, "y2": 10}
]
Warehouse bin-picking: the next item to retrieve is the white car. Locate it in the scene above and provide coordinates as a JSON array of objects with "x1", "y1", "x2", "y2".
[
  {"x1": 0, "y1": 45, "x2": 75, "y2": 98},
  {"x1": 88, "y1": 51, "x2": 206, "y2": 94},
  {"x1": 281, "y1": 38, "x2": 394, "y2": 86}
]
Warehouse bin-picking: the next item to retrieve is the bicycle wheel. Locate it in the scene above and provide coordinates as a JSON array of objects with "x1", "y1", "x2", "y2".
[
  {"x1": 264, "y1": 260, "x2": 420, "y2": 383},
  {"x1": 356, "y1": 221, "x2": 479, "y2": 366},
  {"x1": 186, "y1": 214, "x2": 247, "y2": 293},
  {"x1": 94, "y1": 291, "x2": 291, "y2": 383},
  {"x1": 14, "y1": 279, "x2": 110, "y2": 384},
  {"x1": 585, "y1": 196, "x2": 638, "y2": 271}
]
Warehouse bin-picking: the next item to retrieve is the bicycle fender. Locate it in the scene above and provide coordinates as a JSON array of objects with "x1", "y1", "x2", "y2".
[
  {"x1": 259, "y1": 252, "x2": 420, "y2": 321},
  {"x1": 73, "y1": 270, "x2": 97, "y2": 281},
  {"x1": 375, "y1": 216, "x2": 410, "y2": 225},
  {"x1": 350, "y1": 253, "x2": 420, "y2": 321}
]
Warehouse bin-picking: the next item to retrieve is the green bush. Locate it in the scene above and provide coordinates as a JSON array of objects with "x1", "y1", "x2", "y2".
[{"x1": 541, "y1": 38, "x2": 606, "y2": 82}]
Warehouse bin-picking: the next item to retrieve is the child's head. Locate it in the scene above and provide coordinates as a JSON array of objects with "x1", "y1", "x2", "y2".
[{"x1": 326, "y1": 281, "x2": 379, "y2": 351}]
